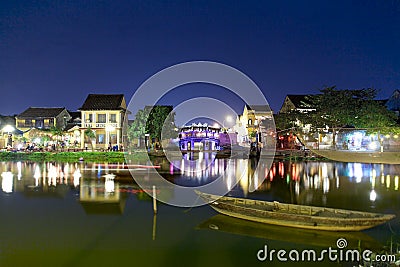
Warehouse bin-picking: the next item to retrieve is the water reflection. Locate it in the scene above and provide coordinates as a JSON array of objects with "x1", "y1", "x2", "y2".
[
  {"x1": 1, "y1": 171, "x2": 13, "y2": 193},
  {"x1": 0, "y1": 162, "x2": 83, "y2": 194},
  {"x1": 1, "y1": 160, "x2": 399, "y2": 267},
  {"x1": 79, "y1": 178, "x2": 127, "y2": 215},
  {"x1": 198, "y1": 214, "x2": 383, "y2": 250},
  {"x1": 242, "y1": 161, "x2": 400, "y2": 212},
  {"x1": 1, "y1": 160, "x2": 400, "y2": 212}
]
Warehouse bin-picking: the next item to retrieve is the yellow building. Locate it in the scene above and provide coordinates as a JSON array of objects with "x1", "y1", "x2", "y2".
[
  {"x1": 234, "y1": 105, "x2": 273, "y2": 144},
  {"x1": 79, "y1": 94, "x2": 127, "y2": 150},
  {"x1": 16, "y1": 107, "x2": 71, "y2": 131}
]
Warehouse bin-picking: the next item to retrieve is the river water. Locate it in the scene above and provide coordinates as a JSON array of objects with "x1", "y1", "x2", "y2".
[{"x1": 0, "y1": 158, "x2": 399, "y2": 267}]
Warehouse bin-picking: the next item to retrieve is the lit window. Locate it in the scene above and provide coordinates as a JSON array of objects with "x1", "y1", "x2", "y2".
[
  {"x1": 110, "y1": 114, "x2": 117, "y2": 123},
  {"x1": 97, "y1": 134, "x2": 105, "y2": 144},
  {"x1": 97, "y1": 114, "x2": 106, "y2": 123},
  {"x1": 86, "y1": 114, "x2": 93, "y2": 123}
]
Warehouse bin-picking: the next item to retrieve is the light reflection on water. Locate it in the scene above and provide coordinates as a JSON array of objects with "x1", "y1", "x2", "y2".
[
  {"x1": 1, "y1": 160, "x2": 400, "y2": 209},
  {"x1": 0, "y1": 160, "x2": 399, "y2": 266}
]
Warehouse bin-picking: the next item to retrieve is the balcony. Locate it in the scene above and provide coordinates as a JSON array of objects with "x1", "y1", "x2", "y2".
[{"x1": 83, "y1": 122, "x2": 119, "y2": 128}]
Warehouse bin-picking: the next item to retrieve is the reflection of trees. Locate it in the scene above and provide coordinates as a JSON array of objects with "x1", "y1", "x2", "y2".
[{"x1": 252, "y1": 160, "x2": 400, "y2": 213}]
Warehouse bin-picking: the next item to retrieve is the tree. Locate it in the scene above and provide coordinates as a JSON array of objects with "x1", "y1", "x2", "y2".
[
  {"x1": 84, "y1": 127, "x2": 96, "y2": 151},
  {"x1": 145, "y1": 105, "x2": 176, "y2": 142},
  {"x1": 50, "y1": 126, "x2": 64, "y2": 145},
  {"x1": 128, "y1": 108, "x2": 150, "y2": 147},
  {"x1": 301, "y1": 86, "x2": 398, "y2": 148},
  {"x1": 274, "y1": 110, "x2": 305, "y2": 130},
  {"x1": 128, "y1": 106, "x2": 176, "y2": 148}
]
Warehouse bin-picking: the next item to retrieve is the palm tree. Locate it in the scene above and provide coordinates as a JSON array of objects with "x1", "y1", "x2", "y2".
[{"x1": 84, "y1": 128, "x2": 96, "y2": 151}]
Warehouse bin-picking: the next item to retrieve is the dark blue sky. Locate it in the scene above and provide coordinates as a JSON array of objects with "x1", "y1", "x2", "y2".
[{"x1": 1, "y1": 0, "x2": 399, "y2": 118}]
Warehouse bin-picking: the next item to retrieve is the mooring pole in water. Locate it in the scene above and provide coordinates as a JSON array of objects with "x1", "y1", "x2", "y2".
[
  {"x1": 153, "y1": 185, "x2": 157, "y2": 214},
  {"x1": 152, "y1": 214, "x2": 157, "y2": 241}
]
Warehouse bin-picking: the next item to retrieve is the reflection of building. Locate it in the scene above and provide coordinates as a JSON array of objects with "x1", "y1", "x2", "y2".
[
  {"x1": 79, "y1": 178, "x2": 126, "y2": 214},
  {"x1": 234, "y1": 105, "x2": 274, "y2": 145},
  {"x1": 0, "y1": 161, "x2": 82, "y2": 196},
  {"x1": 79, "y1": 94, "x2": 127, "y2": 149},
  {"x1": 179, "y1": 123, "x2": 221, "y2": 151},
  {"x1": 16, "y1": 107, "x2": 71, "y2": 131}
]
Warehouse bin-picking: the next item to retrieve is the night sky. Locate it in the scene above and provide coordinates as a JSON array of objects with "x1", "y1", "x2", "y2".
[{"x1": 1, "y1": 1, "x2": 400, "y2": 122}]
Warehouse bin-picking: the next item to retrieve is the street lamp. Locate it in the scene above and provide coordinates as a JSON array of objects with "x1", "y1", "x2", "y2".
[
  {"x1": 3, "y1": 125, "x2": 15, "y2": 133},
  {"x1": 222, "y1": 115, "x2": 233, "y2": 131},
  {"x1": 105, "y1": 125, "x2": 115, "y2": 132}
]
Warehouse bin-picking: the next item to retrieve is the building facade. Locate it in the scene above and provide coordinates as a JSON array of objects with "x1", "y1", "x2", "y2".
[
  {"x1": 179, "y1": 123, "x2": 221, "y2": 151},
  {"x1": 79, "y1": 94, "x2": 127, "y2": 150},
  {"x1": 234, "y1": 105, "x2": 274, "y2": 145},
  {"x1": 279, "y1": 95, "x2": 316, "y2": 114},
  {"x1": 16, "y1": 107, "x2": 71, "y2": 131}
]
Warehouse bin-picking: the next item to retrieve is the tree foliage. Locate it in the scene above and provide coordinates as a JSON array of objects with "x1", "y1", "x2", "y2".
[
  {"x1": 128, "y1": 108, "x2": 150, "y2": 140},
  {"x1": 275, "y1": 110, "x2": 304, "y2": 130},
  {"x1": 145, "y1": 106, "x2": 176, "y2": 141},
  {"x1": 50, "y1": 126, "x2": 64, "y2": 143},
  {"x1": 301, "y1": 86, "x2": 397, "y2": 129},
  {"x1": 84, "y1": 127, "x2": 96, "y2": 151},
  {"x1": 128, "y1": 106, "x2": 176, "y2": 145}
]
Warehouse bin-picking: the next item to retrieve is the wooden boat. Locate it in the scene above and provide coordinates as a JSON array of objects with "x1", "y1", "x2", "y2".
[{"x1": 196, "y1": 191, "x2": 396, "y2": 231}]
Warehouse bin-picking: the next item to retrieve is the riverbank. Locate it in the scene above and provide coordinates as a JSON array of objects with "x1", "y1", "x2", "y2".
[
  {"x1": 0, "y1": 151, "x2": 147, "y2": 162},
  {"x1": 309, "y1": 149, "x2": 400, "y2": 164},
  {"x1": 0, "y1": 150, "x2": 328, "y2": 163}
]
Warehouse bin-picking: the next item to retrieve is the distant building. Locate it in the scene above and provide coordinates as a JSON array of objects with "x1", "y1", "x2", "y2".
[
  {"x1": 0, "y1": 115, "x2": 16, "y2": 128},
  {"x1": 234, "y1": 105, "x2": 273, "y2": 145},
  {"x1": 79, "y1": 94, "x2": 127, "y2": 150},
  {"x1": 179, "y1": 123, "x2": 221, "y2": 151},
  {"x1": 279, "y1": 95, "x2": 316, "y2": 113},
  {"x1": 385, "y1": 89, "x2": 400, "y2": 117},
  {"x1": 16, "y1": 107, "x2": 71, "y2": 131},
  {"x1": 66, "y1": 111, "x2": 82, "y2": 128},
  {"x1": 63, "y1": 111, "x2": 82, "y2": 147}
]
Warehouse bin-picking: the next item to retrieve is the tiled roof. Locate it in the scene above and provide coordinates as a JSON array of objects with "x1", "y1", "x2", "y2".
[
  {"x1": 286, "y1": 95, "x2": 315, "y2": 109},
  {"x1": 385, "y1": 90, "x2": 400, "y2": 111},
  {"x1": 17, "y1": 107, "x2": 66, "y2": 118},
  {"x1": 67, "y1": 111, "x2": 81, "y2": 120},
  {"x1": 79, "y1": 94, "x2": 125, "y2": 110},
  {"x1": 246, "y1": 105, "x2": 272, "y2": 112},
  {"x1": 0, "y1": 115, "x2": 16, "y2": 126}
]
